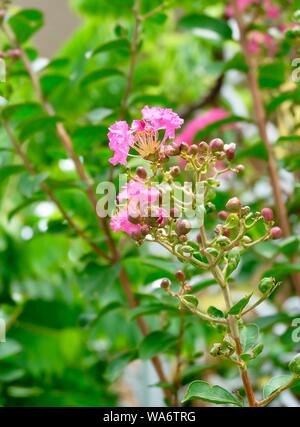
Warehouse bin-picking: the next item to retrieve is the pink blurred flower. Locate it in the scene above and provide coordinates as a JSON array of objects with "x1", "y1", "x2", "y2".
[
  {"x1": 176, "y1": 108, "x2": 229, "y2": 146},
  {"x1": 248, "y1": 31, "x2": 278, "y2": 56},
  {"x1": 108, "y1": 121, "x2": 134, "y2": 166},
  {"x1": 226, "y1": 0, "x2": 258, "y2": 16}
]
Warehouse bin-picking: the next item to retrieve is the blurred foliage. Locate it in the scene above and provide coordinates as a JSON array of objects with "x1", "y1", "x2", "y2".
[{"x1": 0, "y1": 0, "x2": 299, "y2": 407}]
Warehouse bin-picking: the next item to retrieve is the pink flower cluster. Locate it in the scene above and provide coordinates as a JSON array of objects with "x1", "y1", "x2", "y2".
[
  {"x1": 108, "y1": 106, "x2": 184, "y2": 166},
  {"x1": 110, "y1": 179, "x2": 167, "y2": 235},
  {"x1": 226, "y1": 0, "x2": 279, "y2": 19}
]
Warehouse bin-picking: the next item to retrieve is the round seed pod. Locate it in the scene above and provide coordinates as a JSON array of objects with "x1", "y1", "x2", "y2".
[
  {"x1": 226, "y1": 197, "x2": 241, "y2": 212},
  {"x1": 261, "y1": 207, "x2": 273, "y2": 222},
  {"x1": 175, "y1": 219, "x2": 192, "y2": 235},
  {"x1": 160, "y1": 279, "x2": 171, "y2": 289},
  {"x1": 175, "y1": 271, "x2": 185, "y2": 282}
]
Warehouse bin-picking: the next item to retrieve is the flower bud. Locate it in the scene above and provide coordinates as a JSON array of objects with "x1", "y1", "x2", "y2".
[
  {"x1": 226, "y1": 197, "x2": 241, "y2": 212},
  {"x1": 131, "y1": 230, "x2": 143, "y2": 241},
  {"x1": 179, "y1": 142, "x2": 189, "y2": 153},
  {"x1": 189, "y1": 144, "x2": 198, "y2": 155},
  {"x1": 136, "y1": 166, "x2": 147, "y2": 179},
  {"x1": 289, "y1": 353, "x2": 300, "y2": 375},
  {"x1": 178, "y1": 234, "x2": 188, "y2": 242},
  {"x1": 261, "y1": 207, "x2": 273, "y2": 222},
  {"x1": 224, "y1": 143, "x2": 236, "y2": 161},
  {"x1": 198, "y1": 141, "x2": 208, "y2": 153},
  {"x1": 271, "y1": 226, "x2": 282, "y2": 239},
  {"x1": 258, "y1": 277, "x2": 275, "y2": 294},
  {"x1": 160, "y1": 279, "x2": 171, "y2": 289},
  {"x1": 218, "y1": 210, "x2": 228, "y2": 220},
  {"x1": 9, "y1": 48, "x2": 22, "y2": 59},
  {"x1": 140, "y1": 224, "x2": 150, "y2": 236},
  {"x1": 236, "y1": 164, "x2": 245, "y2": 173},
  {"x1": 223, "y1": 228, "x2": 230, "y2": 238},
  {"x1": 210, "y1": 343, "x2": 222, "y2": 357},
  {"x1": 169, "y1": 141, "x2": 181, "y2": 155},
  {"x1": 184, "y1": 283, "x2": 192, "y2": 292},
  {"x1": 170, "y1": 165, "x2": 180, "y2": 177},
  {"x1": 175, "y1": 270, "x2": 185, "y2": 282},
  {"x1": 209, "y1": 138, "x2": 224, "y2": 152},
  {"x1": 175, "y1": 219, "x2": 191, "y2": 236},
  {"x1": 242, "y1": 235, "x2": 252, "y2": 244}
]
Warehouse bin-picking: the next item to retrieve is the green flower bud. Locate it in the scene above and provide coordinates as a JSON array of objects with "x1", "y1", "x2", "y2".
[
  {"x1": 289, "y1": 353, "x2": 300, "y2": 375},
  {"x1": 258, "y1": 277, "x2": 275, "y2": 294},
  {"x1": 210, "y1": 343, "x2": 222, "y2": 357}
]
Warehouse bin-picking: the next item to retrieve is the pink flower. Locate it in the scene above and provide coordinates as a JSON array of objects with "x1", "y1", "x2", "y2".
[
  {"x1": 118, "y1": 180, "x2": 159, "y2": 204},
  {"x1": 264, "y1": 0, "x2": 280, "y2": 19},
  {"x1": 141, "y1": 106, "x2": 184, "y2": 143},
  {"x1": 176, "y1": 108, "x2": 229, "y2": 146},
  {"x1": 248, "y1": 31, "x2": 277, "y2": 56},
  {"x1": 108, "y1": 121, "x2": 134, "y2": 166},
  {"x1": 110, "y1": 209, "x2": 141, "y2": 234},
  {"x1": 108, "y1": 107, "x2": 184, "y2": 165},
  {"x1": 226, "y1": 0, "x2": 258, "y2": 16}
]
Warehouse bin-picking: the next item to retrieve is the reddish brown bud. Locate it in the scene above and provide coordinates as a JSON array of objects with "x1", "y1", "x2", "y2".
[
  {"x1": 271, "y1": 226, "x2": 282, "y2": 239},
  {"x1": 224, "y1": 143, "x2": 236, "y2": 161},
  {"x1": 140, "y1": 224, "x2": 150, "y2": 236},
  {"x1": 175, "y1": 219, "x2": 191, "y2": 235},
  {"x1": 218, "y1": 210, "x2": 229, "y2": 220},
  {"x1": 136, "y1": 166, "x2": 147, "y2": 179},
  {"x1": 223, "y1": 228, "x2": 231, "y2": 238},
  {"x1": 179, "y1": 142, "x2": 189, "y2": 153},
  {"x1": 226, "y1": 197, "x2": 241, "y2": 212},
  {"x1": 179, "y1": 235, "x2": 188, "y2": 242},
  {"x1": 209, "y1": 138, "x2": 224, "y2": 152},
  {"x1": 161, "y1": 279, "x2": 171, "y2": 289},
  {"x1": 170, "y1": 165, "x2": 180, "y2": 177},
  {"x1": 131, "y1": 230, "x2": 143, "y2": 241},
  {"x1": 175, "y1": 271, "x2": 185, "y2": 282},
  {"x1": 261, "y1": 207, "x2": 273, "y2": 222}
]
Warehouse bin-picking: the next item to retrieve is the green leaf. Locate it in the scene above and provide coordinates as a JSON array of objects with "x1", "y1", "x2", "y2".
[
  {"x1": 263, "y1": 375, "x2": 293, "y2": 399},
  {"x1": 228, "y1": 294, "x2": 252, "y2": 316},
  {"x1": 258, "y1": 62, "x2": 285, "y2": 89},
  {"x1": 9, "y1": 9, "x2": 43, "y2": 43},
  {"x1": 40, "y1": 74, "x2": 69, "y2": 97},
  {"x1": 92, "y1": 38, "x2": 130, "y2": 56},
  {"x1": 80, "y1": 68, "x2": 124, "y2": 88},
  {"x1": 104, "y1": 351, "x2": 137, "y2": 382},
  {"x1": 207, "y1": 306, "x2": 225, "y2": 319},
  {"x1": 18, "y1": 172, "x2": 49, "y2": 198},
  {"x1": 183, "y1": 295, "x2": 199, "y2": 307},
  {"x1": 0, "y1": 165, "x2": 25, "y2": 184},
  {"x1": 240, "y1": 324, "x2": 259, "y2": 352},
  {"x1": 178, "y1": 14, "x2": 232, "y2": 40},
  {"x1": 0, "y1": 339, "x2": 22, "y2": 360},
  {"x1": 1, "y1": 102, "x2": 43, "y2": 121},
  {"x1": 19, "y1": 115, "x2": 61, "y2": 140},
  {"x1": 182, "y1": 380, "x2": 242, "y2": 406},
  {"x1": 139, "y1": 331, "x2": 176, "y2": 359}
]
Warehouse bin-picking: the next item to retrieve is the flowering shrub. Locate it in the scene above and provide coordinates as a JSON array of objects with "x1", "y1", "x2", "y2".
[{"x1": 108, "y1": 107, "x2": 300, "y2": 406}]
